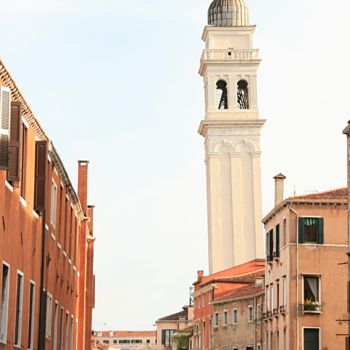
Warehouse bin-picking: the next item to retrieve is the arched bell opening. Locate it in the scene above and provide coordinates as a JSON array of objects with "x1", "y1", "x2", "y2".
[
  {"x1": 216, "y1": 80, "x2": 228, "y2": 110},
  {"x1": 237, "y1": 80, "x2": 249, "y2": 109}
]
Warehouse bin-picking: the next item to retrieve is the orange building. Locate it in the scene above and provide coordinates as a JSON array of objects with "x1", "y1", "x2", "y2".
[
  {"x1": 0, "y1": 59, "x2": 95, "y2": 350},
  {"x1": 263, "y1": 177, "x2": 348, "y2": 349},
  {"x1": 192, "y1": 260, "x2": 265, "y2": 350}
]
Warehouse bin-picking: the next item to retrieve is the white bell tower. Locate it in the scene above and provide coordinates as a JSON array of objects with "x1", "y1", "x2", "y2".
[{"x1": 199, "y1": 0, "x2": 265, "y2": 273}]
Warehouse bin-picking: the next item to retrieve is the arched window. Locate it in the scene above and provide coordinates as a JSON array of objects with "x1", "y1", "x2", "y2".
[
  {"x1": 237, "y1": 80, "x2": 249, "y2": 109},
  {"x1": 216, "y1": 80, "x2": 228, "y2": 110}
]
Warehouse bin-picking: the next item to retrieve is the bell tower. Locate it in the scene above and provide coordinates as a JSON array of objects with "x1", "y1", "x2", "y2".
[{"x1": 199, "y1": 0, "x2": 265, "y2": 273}]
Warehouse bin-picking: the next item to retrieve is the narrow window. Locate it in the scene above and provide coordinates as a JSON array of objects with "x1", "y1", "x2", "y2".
[
  {"x1": 14, "y1": 272, "x2": 24, "y2": 346},
  {"x1": 266, "y1": 286, "x2": 270, "y2": 312},
  {"x1": 50, "y1": 181, "x2": 58, "y2": 227},
  {"x1": 283, "y1": 218, "x2": 287, "y2": 246},
  {"x1": 248, "y1": 306, "x2": 253, "y2": 322},
  {"x1": 214, "y1": 312, "x2": 219, "y2": 327},
  {"x1": 58, "y1": 186, "x2": 64, "y2": 243},
  {"x1": 64, "y1": 197, "x2": 68, "y2": 251},
  {"x1": 275, "y1": 224, "x2": 280, "y2": 257},
  {"x1": 65, "y1": 312, "x2": 69, "y2": 350},
  {"x1": 276, "y1": 331, "x2": 279, "y2": 350},
  {"x1": 53, "y1": 302, "x2": 59, "y2": 350},
  {"x1": 0, "y1": 264, "x2": 10, "y2": 344},
  {"x1": 69, "y1": 207, "x2": 73, "y2": 258},
  {"x1": 276, "y1": 280, "x2": 280, "y2": 310},
  {"x1": 232, "y1": 309, "x2": 238, "y2": 324},
  {"x1": 46, "y1": 293, "x2": 53, "y2": 339},
  {"x1": 70, "y1": 317, "x2": 74, "y2": 350},
  {"x1": 27, "y1": 281, "x2": 35, "y2": 350},
  {"x1": 223, "y1": 311, "x2": 228, "y2": 326},
  {"x1": 216, "y1": 80, "x2": 228, "y2": 110},
  {"x1": 303, "y1": 276, "x2": 320, "y2": 312},
  {"x1": 20, "y1": 126, "x2": 27, "y2": 197},
  {"x1": 59, "y1": 308, "x2": 64, "y2": 350},
  {"x1": 270, "y1": 284, "x2": 274, "y2": 312},
  {"x1": 304, "y1": 329, "x2": 319, "y2": 349},
  {"x1": 257, "y1": 304, "x2": 261, "y2": 321},
  {"x1": 283, "y1": 276, "x2": 287, "y2": 308},
  {"x1": 237, "y1": 80, "x2": 249, "y2": 109}
]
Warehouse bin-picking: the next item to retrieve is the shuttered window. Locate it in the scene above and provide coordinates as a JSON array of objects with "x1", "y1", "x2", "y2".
[
  {"x1": 298, "y1": 218, "x2": 324, "y2": 244},
  {"x1": 7, "y1": 102, "x2": 22, "y2": 185},
  {"x1": 20, "y1": 126, "x2": 27, "y2": 197},
  {"x1": 34, "y1": 141, "x2": 48, "y2": 213},
  {"x1": 275, "y1": 224, "x2": 280, "y2": 257},
  {"x1": 0, "y1": 87, "x2": 10, "y2": 169}
]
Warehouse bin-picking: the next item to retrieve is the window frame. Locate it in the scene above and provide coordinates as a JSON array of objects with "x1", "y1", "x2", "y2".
[
  {"x1": 299, "y1": 217, "x2": 324, "y2": 244},
  {"x1": 0, "y1": 262, "x2": 10, "y2": 345},
  {"x1": 302, "y1": 327, "x2": 321, "y2": 350},
  {"x1": 302, "y1": 274, "x2": 321, "y2": 312},
  {"x1": 247, "y1": 305, "x2": 253, "y2": 323},
  {"x1": 232, "y1": 309, "x2": 238, "y2": 325},
  {"x1": 214, "y1": 312, "x2": 219, "y2": 328},
  {"x1": 14, "y1": 270, "x2": 24, "y2": 347},
  {"x1": 46, "y1": 293, "x2": 53, "y2": 340},
  {"x1": 223, "y1": 310, "x2": 228, "y2": 326},
  {"x1": 27, "y1": 280, "x2": 36, "y2": 350},
  {"x1": 50, "y1": 180, "x2": 58, "y2": 227}
]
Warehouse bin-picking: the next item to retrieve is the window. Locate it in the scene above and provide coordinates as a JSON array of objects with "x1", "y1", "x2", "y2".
[
  {"x1": 275, "y1": 224, "x2": 280, "y2": 257},
  {"x1": 232, "y1": 309, "x2": 238, "y2": 324},
  {"x1": 161, "y1": 329, "x2": 175, "y2": 347},
  {"x1": 283, "y1": 218, "x2": 287, "y2": 246},
  {"x1": 257, "y1": 304, "x2": 261, "y2": 321},
  {"x1": 248, "y1": 306, "x2": 253, "y2": 322},
  {"x1": 266, "y1": 286, "x2": 270, "y2": 311},
  {"x1": 276, "y1": 280, "x2": 280, "y2": 310},
  {"x1": 202, "y1": 294, "x2": 205, "y2": 307},
  {"x1": 303, "y1": 276, "x2": 320, "y2": 312},
  {"x1": 270, "y1": 284, "x2": 274, "y2": 312},
  {"x1": 0, "y1": 263, "x2": 10, "y2": 344},
  {"x1": 283, "y1": 276, "x2": 287, "y2": 307},
  {"x1": 14, "y1": 272, "x2": 24, "y2": 346},
  {"x1": 214, "y1": 312, "x2": 219, "y2": 327},
  {"x1": 283, "y1": 328, "x2": 287, "y2": 350},
  {"x1": 50, "y1": 181, "x2": 58, "y2": 227},
  {"x1": 70, "y1": 316, "x2": 74, "y2": 350},
  {"x1": 46, "y1": 293, "x2": 53, "y2": 339},
  {"x1": 276, "y1": 331, "x2": 279, "y2": 350},
  {"x1": 257, "y1": 345, "x2": 261, "y2": 350},
  {"x1": 20, "y1": 126, "x2": 28, "y2": 197},
  {"x1": 65, "y1": 312, "x2": 69, "y2": 350},
  {"x1": 267, "y1": 229, "x2": 274, "y2": 261},
  {"x1": 299, "y1": 217, "x2": 324, "y2": 244},
  {"x1": 146, "y1": 339, "x2": 150, "y2": 344},
  {"x1": 304, "y1": 328, "x2": 319, "y2": 349},
  {"x1": 27, "y1": 281, "x2": 35, "y2": 349},
  {"x1": 53, "y1": 302, "x2": 59, "y2": 350},
  {"x1": 216, "y1": 80, "x2": 228, "y2": 110},
  {"x1": 246, "y1": 347, "x2": 253, "y2": 350},
  {"x1": 223, "y1": 310, "x2": 228, "y2": 326},
  {"x1": 59, "y1": 308, "x2": 64, "y2": 350},
  {"x1": 237, "y1": 80, "x2": 249, "y2": 109}
]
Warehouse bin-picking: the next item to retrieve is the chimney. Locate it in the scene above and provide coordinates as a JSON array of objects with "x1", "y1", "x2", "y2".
[
  {"x1": 78, "y1": 161, "x2": 89, "y2": 215},
  {"x1": 274, "y1": 173, "x2": 286, "y2": 206},
  {"x1": 197, "y1": 270, "x2": 204, "y2": 281}
]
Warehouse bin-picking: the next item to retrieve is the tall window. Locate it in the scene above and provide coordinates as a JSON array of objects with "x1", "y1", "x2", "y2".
[
  {"x1": 27, "y1": 281, "x2": 35, "y2": 350},
  {"x1": 223, "y1": 310, "x2": 228, "y2": 326},
  {"x1": 14, "y1": 271, "x2": 24, "y2": 346},
  {"x1": 50, "y1": 181, "x2": 58, "y2": 227},
  {"x1": 46, "y1": 293, "x2": 53, "y2": 339},
  {"x1": 0, "y1": 264, "x2": 10, "y2": 344},
  {"x1": 304, "y1": 329, "x2": 319, "y2": 349},
  {"x1": 299, "y1": 217, "x2": 324, "y2": 244},
  {"x1": 53, "y1": 302, "x2": 59, "y2": 350},
  {"x1": 214, "y1": 312, "x2": 219, "y2": 327},
  {"x1": 283, "y1": 218, "x2": 287, "y2": 246},
  {"x1": 283, "y1": 276, "x2": 287, "y2": 307},
  {"x1": 270, "y1": 284, "x2": 274, "y2": 312},
  {"x1": 303, "y1": 276, "x2": 320, "y2": 312},
  {"x1": 69, "y1": 207, "x2": 73, "y2": 258},
  {"x1": 161, "y1": 329, "x2": 175, "y2": 347},
  {"x1": 267, "y1": 229, "x2": 274, "y2": 261},
  {"x1": 275, "y1": 224, "x2": 280, "y2": 257},
  {"x1": 276, "y1": 280, "x2": 280, "y2": 310},
  {"x1": 232, "y1": 309, "x2": 238, "y2": 324},
  {"x1": 65, "y1": 312, "x2": 69, "y2": 350},
  {"x1": 266, "y1": 286, "x2": 270, "y2": 311},
  {"x1": 216, "y1": 80, "x2": 228, "y2": 110},
  {"x1": 20, "y1": 126, "x2": 27, "y2": 197},
  {"x1": 70, "y1": 317, "x2": 74, "y2": 350},
  {"x1": 248, "y1": 306, "x2": 253, "y2": 322},
  {"x1": 59, "y1": 308, "x2": 64, "y2": 350},
  {"x1": 237, "y1": 80, "x2": 249, "y2": 109}
]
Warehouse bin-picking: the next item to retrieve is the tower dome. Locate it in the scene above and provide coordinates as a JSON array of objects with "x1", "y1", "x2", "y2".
[{"x1": 208, "y1": 0, "x2": 249, "y2": 27}]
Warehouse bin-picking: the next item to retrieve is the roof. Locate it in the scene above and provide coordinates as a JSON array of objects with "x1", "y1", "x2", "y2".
[
  {"x1": 157, "y1": 310, "x2": 186, "y2": 322},
  {"x1": 195, "y1": 259, "x2": 265, "y2": 286},
  {"x1": 96, "y1": 331, "x2": 156, "y2": 338},
  {"x1": 263, "y1": 187, "x2": 348, "y2": 224},
  {"x1": 208, "y1": 0, "x2": 249, "y2": 27},
  {"x1": 213, "y1": 284, "x2": 264, "y2": 303}
]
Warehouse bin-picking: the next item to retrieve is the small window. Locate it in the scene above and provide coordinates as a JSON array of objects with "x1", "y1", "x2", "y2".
[
  {"x1": 232, "y1": 309, "x2": 238, "y2": 324},
  {"x1": 216, "y1": 80, "x2": 228, "y2": 110},
  {"x1": 237, "y1": 80, "x2": 249, "y2": 109},
  {"x1": 299, "y1": 218, "x2": 324, "y2": 244},
  {"x1": 303, "y1": 276, "x2": 320, "y2": 312},
  {"x1": 248, "y1": 306, "x2": 253, "y2": 322},
  {"x1": 223, "y1": 311, "x2": 228, "y2": 326}
]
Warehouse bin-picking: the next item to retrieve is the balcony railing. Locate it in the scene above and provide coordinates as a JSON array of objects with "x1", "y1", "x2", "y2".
[
  {"x1": 302, "y1": 301, "x2": 322, "y2": 313},
  {"x1": 280, "y1": 305, "x2": 286, "y2": 315},
  {"x1": 201, "y1": 49, "x2": 260, "y2": 61}
]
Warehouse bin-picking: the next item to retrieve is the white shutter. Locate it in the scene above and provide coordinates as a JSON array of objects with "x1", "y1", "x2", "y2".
[{"x1": 0, "y1": 87, "x2": 11, "y2": 168}]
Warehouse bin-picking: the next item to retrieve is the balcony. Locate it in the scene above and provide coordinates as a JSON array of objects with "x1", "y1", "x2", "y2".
[
  {"x1": 273, "y1": 308, "x2": 279, "y2": 317},
  {"x1": 280, "y1": 305, "x2": 286, "y2": 315},
  {"x1": 302, "y1": 301, "x2": 322, "y2": 314},
  {"x1": 200, "y1": 49, "x2": 260, "y2": 62}
]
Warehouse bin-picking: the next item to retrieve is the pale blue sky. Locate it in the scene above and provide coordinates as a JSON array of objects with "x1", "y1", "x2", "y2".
[{"x1": 1, "y1": 0, "x2": 349, "y2": 330}]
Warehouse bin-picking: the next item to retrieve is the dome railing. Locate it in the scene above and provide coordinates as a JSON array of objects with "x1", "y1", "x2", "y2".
[{"x1": 201, "y1": 48, "x2": 259, "y2": 61}]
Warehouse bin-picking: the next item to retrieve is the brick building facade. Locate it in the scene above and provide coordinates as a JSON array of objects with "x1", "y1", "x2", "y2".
[{"x1": 0, "y1": 58, "x2": 95, "y2": 349}]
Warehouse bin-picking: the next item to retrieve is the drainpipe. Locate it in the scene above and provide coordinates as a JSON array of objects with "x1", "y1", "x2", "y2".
[{"x1": 288, "y1": 204, "x2": 299, "y2": 350}]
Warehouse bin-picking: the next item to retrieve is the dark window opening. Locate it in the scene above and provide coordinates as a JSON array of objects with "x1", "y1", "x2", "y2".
[
  {"x1": 216, "y1": 80, "x2": 228, "y2": 110},
  {"x1": 237, "y1": 80, "x2": 249, "y2": 109},
  {"x1": 299, "y1": 218, "x2": 324, "y2": 244}
]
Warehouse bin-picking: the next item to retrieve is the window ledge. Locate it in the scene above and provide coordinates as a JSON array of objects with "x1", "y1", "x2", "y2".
[
  {"x1": 20, "y1": 196, "x2": 27, "y2": 207},
  {"x1": 51, "y1": 233, "x2": 56, "y2": 241},
  {"x1": 0, "y1": 339, "x2": 7, "y2": 345},
  {"x1": 5, "y1": 180, "x2": 13, "y2": 192}
]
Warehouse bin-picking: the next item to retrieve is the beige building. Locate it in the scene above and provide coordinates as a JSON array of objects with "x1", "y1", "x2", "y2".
[
  {"x1": 93, "y1": 331, "x2": 156, "y2": 350},
  {"x1": 211, "y1": 278, "x2": 264, "y2": 350},
  {"x1": 198, "y1": 0, "x2": 265, "y2": 274},
  {"x1": 263, "y1": 177, "x2": 348, "y2": 349},
  {"x1": 155, "y1": 306, "x2": 193, "y2": 350}
]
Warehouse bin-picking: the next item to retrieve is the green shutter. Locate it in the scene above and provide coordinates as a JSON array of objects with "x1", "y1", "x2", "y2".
[
  {"x1": 318, "y1": 218, "x2": 324, "y2": 244},
  {"x1": 276, "y1": 224, "x2": 280, "y2": 257},
  {"x1": 269, "y1": 229, "x2": 274, "y2": 259},
  {"x1": 298, "y1": 218, "x2": 305, "y2": 244}
]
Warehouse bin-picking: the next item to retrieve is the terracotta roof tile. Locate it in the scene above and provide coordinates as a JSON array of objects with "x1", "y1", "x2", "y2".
[
  {"x1": 98, "y1": 331, "x2": 156, "y2": 338},
  {"x1": 291, "y1": 187, "x2": 348, "y2": 201},
  {"x1": 214, "y1": 284, "x2": 264, "y2": 303},
  {"x1": 157, "y1": 310, "x2": 186, "y2": 322}
]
